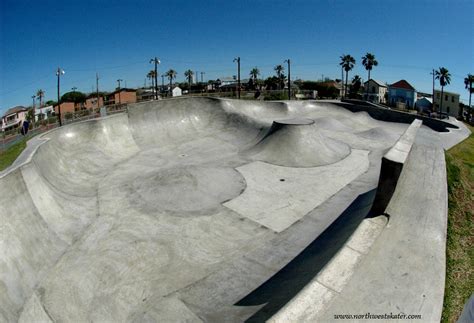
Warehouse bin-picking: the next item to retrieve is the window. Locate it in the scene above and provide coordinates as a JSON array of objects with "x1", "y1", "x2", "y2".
[
  {"x1": 451, "y1": 96, "x2": 454, "y2": 103},
  {"x1": 437, "y1": 93, "x2": 440, "y2": 98},
  {"x1": 445, "y1": 95, "x2": 448, "y2": 101}
]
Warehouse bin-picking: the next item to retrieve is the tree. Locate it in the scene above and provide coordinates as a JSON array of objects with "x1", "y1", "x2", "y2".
[
  {"x1": 264, "y1": 76, "x2": 280, "y2": 90},
  {"x1": 435, "y1": 67, "x2": 451, "y2": 115},
  {"x1": 61, "y1": 91, "x2": 86, "y2": 103},
  {"x1": 350, "y1": 75, "x2": 362, "y2": 98},
  {"x1": 339, "y1": 54, "x2": 356, "y2": 99},
  {"x1": 362, "y1": 53, "x2": 378, "y2": 98},
  {"x1": 274, "y1": 65, "x2": 285, "y2": 89},
  {"x1": 36, "y1": 89, "x2": 45, "y2": 108},
  {"x1": 250, "y1": 67, "x2": 260, "y2": 82},
  {"x1": 147, "y1": 70, "x2": 156, "y2": 92},
  {"x1": 184, "y1": 70, "x2": 194, "y2": 91},
  {"x1": 165, "y1": 69, "x2": 177, "y2": 94},
  {"x1": 464, "y1": 74, "x2": 474, "y2": 109}
]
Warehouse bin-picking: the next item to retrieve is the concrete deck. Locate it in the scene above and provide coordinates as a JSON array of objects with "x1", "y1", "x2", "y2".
[{"x1": 0, "y1": 97, "x2": 469, "y2": 322}]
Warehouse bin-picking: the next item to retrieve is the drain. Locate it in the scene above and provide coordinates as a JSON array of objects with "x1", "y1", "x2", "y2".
[{"x1": 280, "y1": 179, "x2": 285, "y2": 182}]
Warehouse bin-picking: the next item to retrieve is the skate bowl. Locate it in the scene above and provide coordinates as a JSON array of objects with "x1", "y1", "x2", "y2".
[{"x1": 0, "y1": 97, "x2": 470, "y2": 322}]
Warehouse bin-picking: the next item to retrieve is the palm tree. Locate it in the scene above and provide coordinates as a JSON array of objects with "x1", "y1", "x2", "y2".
[
  {"x1": 435, "y1": 67, "x2": 451, "y2": 115},
  {"x1": 36, "y1": 89, "x2": 45, "y2": 108},
  {"x1": 147, "y1": 70, "x2": 156, "y2": 93},
  {"x1": 464, "y1": 74, "x2": 474, "y2": 109},
  {"x1": 362, "y1": 53, "x2": 378, "y2": 99},
  {"x1": 184, "y1": 70, "x2": 194, "y2": 91},
  {"x1": 250, "y1": 67, "x2": 260, "y2": 82},
  {"x1": 165, "y1": 69, "x2": 177, "y2": 94},
  {"x1": 274, "y1": 65, "x2": 285, "y2": 90},
  {"x1": 350, "y1": 75, "x2": 362, "y2": 98},
  {"x1": 339, "y1": 54, "x2": 356, "y2": 99}
]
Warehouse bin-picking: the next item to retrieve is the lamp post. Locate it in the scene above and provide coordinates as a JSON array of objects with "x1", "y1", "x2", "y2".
[
  {"x1": 31, "y1": 95, "x2": 36, "y2": 124},
  {"x1": 56, "y1": 67, "x2": 65, "y2": 127},
  {"x1": 96, "y1": 73, "x2": 100, "y2": 110},
  {"x1": 284, "y1": 59, "x2": 291, "y2": 100},
  {"x1": 150, "y1": 57, "x2": 160, "y2": 99},
  {"x1": 161, "y1": 75, "x2": 165, "y2": 93},
  {"x1": 233, "y1": 57, "x2": 241, "y2": 99},
  {"x1": 117, "y1": 79, "x2": 123, "y2": 104}
]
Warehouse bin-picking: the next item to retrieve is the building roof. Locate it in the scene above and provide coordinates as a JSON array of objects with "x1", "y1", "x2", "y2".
[
  {"x1": 416, "y1": 97, "x2": 432, "y2": 104},
  {"x1": 2, "y1": 106, "x2": 28, "y2": 118},
  {"x1": 108, "y1": 88, "x2": 136, "y2": 96},
  {"x1": 389, "y1": 80, "x2": 415, "y2": 91},
  {"x1": 364, "y1": 79, "x2": 387, "y2": 87}
]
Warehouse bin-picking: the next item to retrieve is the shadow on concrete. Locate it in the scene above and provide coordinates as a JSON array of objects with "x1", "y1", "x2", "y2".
[{"x1": 235, "y1": 188, "x2": 377, "y2": 322}]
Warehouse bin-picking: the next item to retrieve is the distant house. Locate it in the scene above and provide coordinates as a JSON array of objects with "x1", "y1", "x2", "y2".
[
  {"x1": 1, "y1": 106, "x2": 29, "y2": 132},
  {"x1": 433, "y1": 89, "x2": 460, "y2": 117},
  {"x1": 388, "y1": 80, "x2": 417, "y2": 109},
  {"x1": 172, "y1": 87, "x2": 182, "y2": 97},
  {"x1": 415, "y1": 97, "x2": 432, "y2": 113},
  {"x1": 85, "y1": 94, "x2": 105, "y2": 110},
  {"x1": 104, "y1": 88, "x2": 137, "y2": 105},
  {"x1": 35, "y1": 105, "x2": 54, "y2": 122},
  {"x1": 54, "y1": 102, "x2": 79, "y2": 115},
  {"x1": 137, "y1": 88, "x2": 156, "y2": 102},
  {"x1": 363, "y1": 79, "x2": 388, "y2": 104}
]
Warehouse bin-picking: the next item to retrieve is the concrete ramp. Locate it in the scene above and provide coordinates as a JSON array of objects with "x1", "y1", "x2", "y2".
[
  {"x1": 243, "y1": 118, "x2": 350, "y2": 167},
  {"x1": 0, "y1": 97, "x2": 468, "y2": 322}
]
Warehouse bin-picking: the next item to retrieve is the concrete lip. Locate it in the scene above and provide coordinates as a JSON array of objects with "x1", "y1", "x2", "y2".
[{"x1": 0, "y1": 97, "x2": 469, "y2": 322}]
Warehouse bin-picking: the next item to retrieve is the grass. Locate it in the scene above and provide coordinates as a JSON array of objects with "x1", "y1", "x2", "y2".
[
  {"x1": 442, "y1": 124, "x2": 474, "y2": 323},
  {"x1": 0, "y1": 137, "x2": 28, "y2": 171}
]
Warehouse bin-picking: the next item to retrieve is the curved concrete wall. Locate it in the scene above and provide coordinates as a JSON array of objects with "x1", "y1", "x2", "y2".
[{"x1": 338, "y1": 100, "x2": 457, "y2": 132}]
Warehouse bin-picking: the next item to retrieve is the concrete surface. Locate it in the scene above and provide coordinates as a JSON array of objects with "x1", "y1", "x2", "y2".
[
  {"x1": 370, "y1": 119, "x2": 421, "y2": 215},
  {"x1": 0, "y1": 97, "x2": 469, "y2": 322}
]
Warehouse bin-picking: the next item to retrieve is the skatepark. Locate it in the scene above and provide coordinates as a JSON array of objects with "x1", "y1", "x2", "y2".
[{"x1": 0, "y1": 97, "x2": 470, "y2": 322}]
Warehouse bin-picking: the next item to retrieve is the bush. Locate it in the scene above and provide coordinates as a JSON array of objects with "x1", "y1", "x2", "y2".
[
  {"x1": 264, "y1": 92, "x2": 288, "y2": 101},
  {"x1": 64, "y1": 112, "x2": 73, "y2": 120},
  {"x1": 48, "y1": 116, "x2": 58, "y2": 124}
]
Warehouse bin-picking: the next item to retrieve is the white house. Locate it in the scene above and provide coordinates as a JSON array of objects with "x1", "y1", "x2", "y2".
[
  {"x1": 35, "y1": 105, "x2": 54, "y2": 121},
  {"x1": 172, "y1": 87, "x2": 182, "y2": 97},
  {"x1": 363, "y1": 79, "x2": 388, "y2": 104}
]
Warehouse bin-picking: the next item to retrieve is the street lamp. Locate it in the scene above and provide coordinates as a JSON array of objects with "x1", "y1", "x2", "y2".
[
  {"x1": 284, "y1": 59, "x2": 291, "y2": 100},
  {"x1": 233, "y1": 57, "x2": 241, "y2": 99},
  {"x1": 56, "y1": 67, "x2": 65, "y2": 127},
  {"x1": 31, "y1": 95, "x2": 36, "y2": 123},
  {"x1": 150, "y1": 57, "x2": 160, "y2": 99},
  {"x1": 117, "y1": 79, "x2": 123, "y2": 104}
]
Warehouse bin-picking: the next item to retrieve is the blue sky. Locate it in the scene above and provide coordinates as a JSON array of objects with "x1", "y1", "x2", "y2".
[{"x1": 1, "y1": 0, "x2": 473, "y2": 112}]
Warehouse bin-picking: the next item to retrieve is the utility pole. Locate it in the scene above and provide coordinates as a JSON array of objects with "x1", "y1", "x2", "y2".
[
  {"x1": 233, "y1": 57, "x2": 240, "y2": 99},
  {"x1": 285, "y1": 59, "x2": 291, "y2": 100},
  {"x1": 150, "y1": 57, "x2": 160, "y2": 99},
  {"x1": 56, "y1": 67, "x2": 65, "y2": 127},
  {"x1": 117, "y1": 79, "x2": 123, "y2": 104},
  {"x1": 31, "y1": 95, "x2": 36, "y2": 122},
  {"x1": 195, "y1": 71, "x2": 198, "y2": 84},
  {"x1": 96, "y1": 73, "x2": 100, "y2": 110},
  {"x1": 430, "y1": 69, "x2": 436, "y2": 113},
  {"x1": 201, "y1": 71, "x2": 205, "y2": 83},
  {"x1": 341, "y1": 66, "x2": 345, "y2": 99}
]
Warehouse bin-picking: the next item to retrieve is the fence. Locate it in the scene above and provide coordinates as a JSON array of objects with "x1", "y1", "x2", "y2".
[{"x1": 0, "y1": 104, "x2": 129, "y2": 153}]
